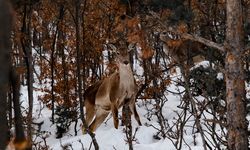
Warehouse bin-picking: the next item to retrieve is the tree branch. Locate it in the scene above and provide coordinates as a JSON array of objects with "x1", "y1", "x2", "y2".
[{"x1": 150, "y1": 12, "x2": 225, "y2": 53}]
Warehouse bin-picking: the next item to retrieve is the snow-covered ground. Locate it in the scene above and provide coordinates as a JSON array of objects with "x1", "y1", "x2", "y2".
[
  {"x1": 28, "y1": 86, "x2": 202, "y2": 150},
  {"x1": 19, "y1": 61, "x2": 250, "y2": 150}
]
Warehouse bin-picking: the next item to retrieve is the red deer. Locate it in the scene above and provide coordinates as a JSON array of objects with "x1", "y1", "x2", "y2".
[{"x1": 83, "y1": 44, "x2": 142, "y2": 132}]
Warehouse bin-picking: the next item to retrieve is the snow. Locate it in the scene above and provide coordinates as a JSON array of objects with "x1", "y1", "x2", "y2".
[
  {"x1": 18, "y1": 59, "x2": 240, "y2": 149},
  {"x1": 20, "y1": 69, "x2": 209, "y2": 150}
]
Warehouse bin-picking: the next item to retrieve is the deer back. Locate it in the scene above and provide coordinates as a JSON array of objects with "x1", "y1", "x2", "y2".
[{"x1": 160, "y1": 32, "x2": 205, "y2": 64}]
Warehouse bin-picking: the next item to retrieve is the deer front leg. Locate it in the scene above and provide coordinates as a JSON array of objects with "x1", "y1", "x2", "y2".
[
  {"x1": 121, "y1": 104, "x2": 131, "y2": 126},
  {"x1": 111, "y1": 103, "x2": 119, "y2": 129},
  {"x1": 121, "y1": 105, "x2": 126, "y2": 126},
  {"x1": 121, "y1": 102, "x2": 142, "y2": 126},
  {"x1": 123, "y1": 95, "x2": 142, "y2": 126},
  {"x1": 129, "y1": 102, "x2": 142, "y2": 126}
]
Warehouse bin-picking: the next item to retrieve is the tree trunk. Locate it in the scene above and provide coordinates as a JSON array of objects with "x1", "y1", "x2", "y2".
[
  {"x1": 50, "y1": 35, "x2": 55, "y2": 123},
  {"x1": 225, "y1": 0, "x2": 248, "y2": 149},
  {"x1": 0, "y1": 1, "x2": 12, "y2": 149},
  {"x1": 50, "y1": 4, "x2": 65, "y2": 124},
  {"x1": 10, "y1": 68, "x2": 27, "y2": 146},
  {"x1": 21, "y1": 4, "x2": 34, "y2": 144},
  {"x1": 75, "y1": 0, "x2": 99, "y2": 149},
  {"x1": 58, "y1": 5, "x2": 70, "y2": 107}
]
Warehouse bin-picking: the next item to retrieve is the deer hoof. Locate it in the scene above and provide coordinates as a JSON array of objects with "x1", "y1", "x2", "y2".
[{"x1": 82, "y1": 127, "x2": 87, "y2": 135}]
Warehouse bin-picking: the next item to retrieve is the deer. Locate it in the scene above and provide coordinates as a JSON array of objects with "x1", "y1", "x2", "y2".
[
  {"x1": 83, "y1": 43, "x2": 142, "y2": 133},
  {"x1": 160, "y1": 32, "x2": 206, "y2": 66}
]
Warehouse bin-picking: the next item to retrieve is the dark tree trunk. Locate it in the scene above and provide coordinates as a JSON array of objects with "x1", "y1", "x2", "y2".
[
  {"x1": 8, "y1": 90, "x2": 12, "y2": 131},
  {"x1": 225, "y1": 0, "x2": 248, "y2": 149},
  {"x1": 75, "y1": 0, "x2": 84, "y2": 124},
  {"x1": 50, "y1": 36, "x2": 55, "y2": 123},
  {"x1": 58, "y1": 6, "x2": 70, "y2": 107},
  {"x1": 0, "y1": 1, "x2": 12, "y2": 149},
  {"x1": 0, "y1": 1, "x2": 29, "y2": 149},
  {"x1": 21, "y1": 4, "x2": 34, "y2": 143},
  {"x1": 10, "y1": 68, "x2": 28, "y2": 147}
]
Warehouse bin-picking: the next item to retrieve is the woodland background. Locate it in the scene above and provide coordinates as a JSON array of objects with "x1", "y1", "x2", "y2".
[{"x1": 0, "y1": 0, "x2": 250, "y2": 149}]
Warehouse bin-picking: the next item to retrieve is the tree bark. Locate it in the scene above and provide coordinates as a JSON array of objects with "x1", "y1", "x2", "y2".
[
  {"x1": 0, "y1": 1, "x2": 12, "y2": 149},
  {"x1": 225, "y1": 0, "x2": 248, "y2": 149}
]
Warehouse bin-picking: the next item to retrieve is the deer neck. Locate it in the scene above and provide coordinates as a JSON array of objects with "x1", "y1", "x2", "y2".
[
  {"x1": 118, "y1": 63, "x2": 133, "y2": 79},
  {"x1": 117, "y1": 62, "x2": 135, "y2": 98}
]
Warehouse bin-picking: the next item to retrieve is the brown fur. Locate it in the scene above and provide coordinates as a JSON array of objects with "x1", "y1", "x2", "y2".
[
  {"x1": 83, "y1": 48, "x2": 142, "y2": 133},
  {"x1": 160, "y1": 33, "x2": 206, "y2": 65},
  {"x1": 84, "y1": 80, "x2": 104, "y2": 130}
]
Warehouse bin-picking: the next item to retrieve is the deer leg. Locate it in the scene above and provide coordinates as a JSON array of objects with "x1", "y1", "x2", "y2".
[
  {"x1": 129, "y1": 103, "x2": 142, "y2": 126},
  {"x1": 111, "y1": 103, "x2": 119, "y2": 129},
  {"x1": 82, "y1": 100, "x2": 96, "y2": 134},
  {"x1": 121, "y1": 105, "x2": 126, "y2": 126},
  {"x1": 127, "y1": 94, "x2": 142, "y2": 126},
  {"x1": 89, "y1": 107, "x2": 109, "y2": 132},
  {"x1": 85, "y1": 100, "x2": 95, "y2": 126},
  {"x1": 121, "y1": 104, "x2": 131, "y2": 126}
]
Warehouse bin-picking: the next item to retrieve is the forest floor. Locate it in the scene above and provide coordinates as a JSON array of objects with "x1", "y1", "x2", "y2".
[{"x1": 20, "y1": 61, "x2": 250, "y2": 150}]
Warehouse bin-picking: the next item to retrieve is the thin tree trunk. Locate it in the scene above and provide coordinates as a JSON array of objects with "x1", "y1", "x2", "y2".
[
  {"x1": 21, "y1": 4, "x2": 34, "y2": 143},
  {"x1": 8, "y1": 90, "x2": 12, "y2": 131},
  {"x1": 225, "y1": 0, "x2": 248, "y2": 149},
  {"x1": 75, "y1": 0, "x2": 99, "y2": 149},
  {"x1": 50, "y1": 5, "x2": 64, "y2": 124},
  {"x1": 58, "y1": 6, "x2": 70, "y2": 107},
  {"x1": 50, "y1": 36, "x2": 55, "y2": 123},
  {"x1": 76, "y1": 0, "x2": 84, "y2": 123}
]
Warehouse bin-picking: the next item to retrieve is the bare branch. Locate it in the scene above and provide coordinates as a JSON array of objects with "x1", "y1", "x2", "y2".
[
  {"x1": 181, "y1": 33, "x2": 225, "y2": 52},
  {"x1": 150, "y1": 12, "x2": 225, "y2": 53}
]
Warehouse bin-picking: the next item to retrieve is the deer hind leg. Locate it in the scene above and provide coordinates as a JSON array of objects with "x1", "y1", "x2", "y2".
[
  {"x1": 111, "y1": 103, "x2": 119, "y2": 129},
  {"x1": 82, "y1": 100, "x2": 96, "y2": 134},
  {"x1": 89, "y1": 107, "x2": 109, "y2": 132},
  {"x1": 85, "y1": 100, "x2": 95, "y2": 126}
]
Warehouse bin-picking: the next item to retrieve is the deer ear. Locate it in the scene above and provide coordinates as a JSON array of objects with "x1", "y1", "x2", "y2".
[
  {"x1": 128, "y1": 43, "x2": 136, "y2": 52},
  {"x1": 108, "y1": 43, "x2": 117, "y2": 52}
]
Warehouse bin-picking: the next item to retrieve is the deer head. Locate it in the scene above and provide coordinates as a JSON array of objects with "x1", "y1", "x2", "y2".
[{"x1": 108, "y1": 42, "x2": 133, "y2": 66}]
